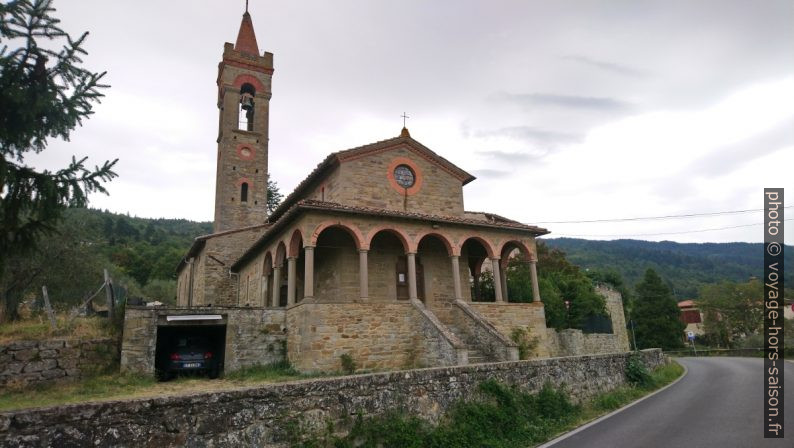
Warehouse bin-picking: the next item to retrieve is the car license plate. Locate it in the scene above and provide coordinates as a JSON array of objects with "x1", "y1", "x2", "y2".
[{"x1": 183, "y1": 362, "x2": 201, "y2": 368}]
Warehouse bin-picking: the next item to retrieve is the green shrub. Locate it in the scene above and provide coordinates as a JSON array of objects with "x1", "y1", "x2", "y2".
[
  {"x1": 625, "y1": 354, "x2": 652, "y2": 388},
  {"x1": 340, "y1": 353, "x2": 356, "y2": 375}
]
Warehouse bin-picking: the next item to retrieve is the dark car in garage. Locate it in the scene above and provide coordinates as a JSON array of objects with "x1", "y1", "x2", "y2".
[{"x1": 162, "y1": 335, "x2": 220, "y2": 380}]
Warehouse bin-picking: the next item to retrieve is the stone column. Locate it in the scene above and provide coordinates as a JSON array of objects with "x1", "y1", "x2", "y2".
[
  {"x1": 304, "y1": 246, "x2": 314, "y2": 300},
  {"x1": 359, "y1": 249, "x2": 369, "y2": 300},
  {"x1": 491, "y1": 257, "x2": 504, "y2": 302},
  {"x1": 500, "y1": 263, "x2": 509, "y2": 302},
  {"x1": 271, "y1": 265, "x2": 281, "y2": 307},
  {"x1": 530, "y1": 259, "x2": 541, "y2": 302},
  {"x1": 450, "y1": 255, "x2": 463, "y2": 300},
  {"x1": 407, "y1": 252, "x2": 418, "y2": 301},
  {"x1": 261, "y1": 275, "x2": 269, "y2": 307},
  {"x1": 287, "y1": 256, "x2": 297, "y2": 306}
]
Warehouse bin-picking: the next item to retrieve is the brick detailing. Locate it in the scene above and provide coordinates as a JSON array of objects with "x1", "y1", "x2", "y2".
[
  {"x1": 0, "y1": 350, "x2": 665, "y2": 447},
  {"x1": 0, "y1": 338, "x2": 118, "y2": 389}
]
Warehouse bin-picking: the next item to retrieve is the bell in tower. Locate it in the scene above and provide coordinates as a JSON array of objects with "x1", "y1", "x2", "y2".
[{"x1": 213, "y1": 7, "x2": 274, "y2": 233}]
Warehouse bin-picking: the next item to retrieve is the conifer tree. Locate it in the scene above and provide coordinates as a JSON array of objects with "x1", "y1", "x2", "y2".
[
  {"x1": 1, "y1": 0, "x2": 116, "y2": 321},
  {"x1": 632, "y1": 268, "x2": 685, "y2": 350}
]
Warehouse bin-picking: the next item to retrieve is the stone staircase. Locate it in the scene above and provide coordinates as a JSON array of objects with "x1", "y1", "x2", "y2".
[{"x1": 445, "y1": 323, "x2": 489, "y2": 364}]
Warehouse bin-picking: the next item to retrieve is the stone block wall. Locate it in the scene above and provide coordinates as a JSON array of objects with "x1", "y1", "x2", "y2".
[
  {"x1": 0, "y1": 338, "x2": 118, "y2": 389},
  {"x1": 323, "y1": 145, "x2": 466, "y2": 217},
  {"x1": 121, "y1": 307, "x2": 286, "y2": 375},
  {"x1": 597, "y1": 284, "x2": 631, "y2": 352},
  {"x1": 286, "y1": 301, "x2": 458, "y2": 372},
  {"x1": 446, "y1": 300, "x2": 518, "y2": 362},
  {"x1": 0, "y1": 350, "x2": 665, "y2": 447},
  {"x1": 177, "y1": 226, "x2": 268, "y2": 308},
  {"x1": 471, "y1": 302, "x2": 552, "y2": 358}
]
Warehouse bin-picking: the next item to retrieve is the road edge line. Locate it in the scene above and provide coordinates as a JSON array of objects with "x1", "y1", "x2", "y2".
[{"x1": 537, "y1": 359, "x2": 689, "y2": 448}]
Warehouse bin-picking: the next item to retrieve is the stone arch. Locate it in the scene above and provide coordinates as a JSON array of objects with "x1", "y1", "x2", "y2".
[
  {"x1": 414, "y1": 231, "x2": 455, "y2": 256},
  {"x1": 232, "y1": 74, "x2": 265, "y2": 93},
  {"x1": 262, "y1": 252, "x2": 273, "y2": 274},
  {"x1": 365, "y1": 226, "x2": 411, "y2": 253},
  {"x1": 288, "y1": 228, "x2": 304, "y2": 257},
  {"x1": 498, "y1": 239, "x2": 533, "y2": 268},
  {"x1": 310, "y1": 221, "x2": 364, "y2": 250},
  {"x1": 457, "y1": 235, "x2": 495, "y2": 259},
  {"x1": 460, "y1": 236, "x2": 495, "y2": 302},
  {"x1": 274, "y1": 241, "x2": 287, "y2": 268}
]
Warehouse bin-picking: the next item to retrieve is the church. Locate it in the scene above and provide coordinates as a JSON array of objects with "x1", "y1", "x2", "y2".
[{"x1": 121, "y1": 9, "x2": 629, "y2": 375}]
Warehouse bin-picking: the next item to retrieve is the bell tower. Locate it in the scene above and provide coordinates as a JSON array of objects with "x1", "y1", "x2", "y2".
[{"x1": 214, "y1": 9, "x2": 273, "y2": 232}]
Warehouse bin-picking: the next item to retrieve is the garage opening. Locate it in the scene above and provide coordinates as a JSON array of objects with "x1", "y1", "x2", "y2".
[{"x1": 155, "y1": 322, "x2": 226, "y2": 381}]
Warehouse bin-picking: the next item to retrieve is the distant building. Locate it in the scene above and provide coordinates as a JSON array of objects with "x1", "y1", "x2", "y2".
[{"x1": 678, "y1": 299, "x2": 704, "y2": 339}]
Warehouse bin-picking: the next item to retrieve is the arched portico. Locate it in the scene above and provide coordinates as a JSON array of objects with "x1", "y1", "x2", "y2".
[{"x1": 497, "y1": 240, "x2": 541, "y2": 303}]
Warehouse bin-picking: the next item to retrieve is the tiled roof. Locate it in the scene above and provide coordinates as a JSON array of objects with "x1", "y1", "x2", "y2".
[
  {"x1": 298, "y1": 200, "x2": 548, "y2": 232},
  {"x1": 176, "y1": 223, "x2": 271, "y2": 273}
]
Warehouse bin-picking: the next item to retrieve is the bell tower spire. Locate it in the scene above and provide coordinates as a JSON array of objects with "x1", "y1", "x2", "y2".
[
  {"x1": 213, "y1": 8, "x2": 274, "y2": 232},
  {"x1": 235, "y1": 5, "x2": 259, "y2": 56}
]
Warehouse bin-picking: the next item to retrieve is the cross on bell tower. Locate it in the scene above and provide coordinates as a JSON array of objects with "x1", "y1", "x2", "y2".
[{"x1": 213, "y1": 7, "x2": 274, "y2": 232}]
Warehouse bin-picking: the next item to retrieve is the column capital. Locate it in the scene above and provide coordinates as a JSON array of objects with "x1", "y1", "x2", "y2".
[
  {"x1": 449, "y1": 254, "x2": 460, "y2": 259},
  {"x1": 358, "y1": 248, "x2": 369, "y2": 254},
  {"x1": 489, "y1": 256, "x2": 501, "y2": 261},
  {"x1": 406, "y1": 251, "x2": 417, "y2": 256},
  {"x1": 303, "y1": 245, "x2": 316, "y2": 250},
  {"x1": 287, "y1": 256, "x2": 297, "y2": 261}
]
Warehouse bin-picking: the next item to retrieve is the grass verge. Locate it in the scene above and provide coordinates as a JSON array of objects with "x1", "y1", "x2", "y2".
[
  {"x1": 0, "y1": 362, "x2": 312, "y2": 412},
  {"x1": 0, "y1": 315, "x2": 114, "y2": 344}
]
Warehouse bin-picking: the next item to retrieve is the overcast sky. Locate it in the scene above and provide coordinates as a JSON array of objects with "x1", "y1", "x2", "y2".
[{"x1": 33, "y1": 0, "x2": 794, "y2": 244}]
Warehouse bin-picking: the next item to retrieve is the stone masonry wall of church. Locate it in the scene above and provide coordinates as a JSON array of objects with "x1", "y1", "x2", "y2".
[
  {"x1": 471, "y1": 302, "x2": 553, "y2": 358},
  {"x1": 312, "y1": 145, "x2": 466, "y2": 217},
  {"x1": 285, "y1": 302, "x2": 456, "y2": 372},
  {"x1": 177, "y1": 226, "x2": 268, "y2": 307}
]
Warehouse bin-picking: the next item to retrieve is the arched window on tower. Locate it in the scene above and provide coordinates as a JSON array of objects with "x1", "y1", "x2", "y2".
[
  {"x1": 240, "y1": 182, "x2": 249, "y2": 203},
  {"x1": 238, "y1": 83, "x2": 256, "y2": 131}
]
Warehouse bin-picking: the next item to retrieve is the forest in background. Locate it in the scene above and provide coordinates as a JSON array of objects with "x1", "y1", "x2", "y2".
[
  {"x1": 545, "y1": 237, "x2": 793, "y2": 300},
  {"x1": 1, "y1": 207, "x2": 212, "y2": 311}
]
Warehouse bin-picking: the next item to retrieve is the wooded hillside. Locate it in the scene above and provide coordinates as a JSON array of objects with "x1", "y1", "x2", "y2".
[{"x1": 545, "y1": 237, "x2": 793, "y2": 299}]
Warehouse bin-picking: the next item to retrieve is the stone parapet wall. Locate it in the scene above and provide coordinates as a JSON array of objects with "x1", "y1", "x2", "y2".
[
  {"x1": 471, "y1": 302, "x2": 552, "y2": 358},
  {"x1": 450, "y1": 300, "x2": 518, "y2": 362},
  {"x1": 0, "y1": 338, "x2": 118, "y2": 389},
  {"x1": 0, "y1": 350, "x2": 665, "y2": 447}
]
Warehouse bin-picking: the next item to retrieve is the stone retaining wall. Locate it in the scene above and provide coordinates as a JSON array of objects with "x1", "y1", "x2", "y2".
[
  {"x1": 0, "y1": 349, "x2": 665, "y2": 447},
  {"x1": 0, "y1": 338, "x2": 118, "y2": 389}
]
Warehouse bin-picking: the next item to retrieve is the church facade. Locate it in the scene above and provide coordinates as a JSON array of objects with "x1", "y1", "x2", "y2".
[{"x1": 121, "y1": 11, "x2": 629, "y2": 375}]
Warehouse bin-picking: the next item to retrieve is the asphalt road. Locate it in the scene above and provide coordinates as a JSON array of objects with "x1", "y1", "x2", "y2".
[{"x1": 548, "y1": 357, "x2": 794, "y2": 448}]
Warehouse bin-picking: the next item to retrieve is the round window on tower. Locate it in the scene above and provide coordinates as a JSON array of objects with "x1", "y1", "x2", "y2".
[
  {"x1": 393, "y1": 165, "x2": 415, "y2": 188},
  {"x1": 236, "y1": 144, "x2": 255, "y2": 160}
]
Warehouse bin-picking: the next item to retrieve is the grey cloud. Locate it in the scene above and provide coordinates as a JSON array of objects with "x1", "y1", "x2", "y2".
[
  {"x1": 563, "y1": 55, "x2": 649, "y2": 79},
  {"x1": 492, "y1": 92, "x2": 632, "y2": 112},
  {"x1": 475, "y1": 126, "x2": 583, "y2": 145},
  {"x1": 476, "y1": 150, "x2": 538, "y2": 164},
  {"x1": 472, "y1": 168, "x2": 511, "y2": 178},
  {"x1": 685, "y1": 121, "x2": 793, "y2": 178}
]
